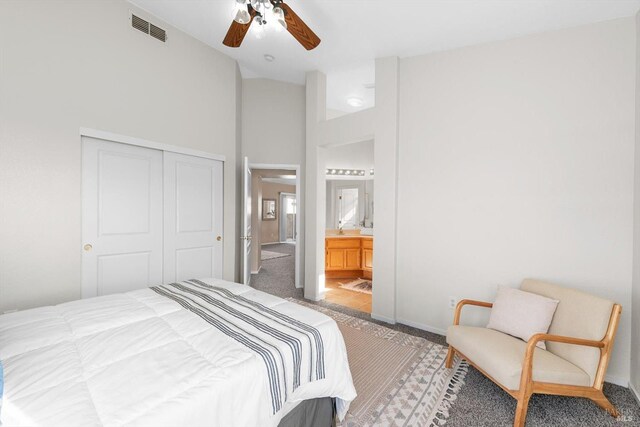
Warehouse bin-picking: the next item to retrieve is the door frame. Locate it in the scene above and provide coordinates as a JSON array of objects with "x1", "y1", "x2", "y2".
[
  {"x1": 242, "y1": 157, "x2": 252, "y2": 285},
  {"x1": 279, "y1": 192, "x2": 296, "y2": 243},
  {"x1": 80, "y1": 128, "x2": 226, "y2": 162},
  {"x1": 250, "y1": 163, "x2": 302, "y2": 289}
]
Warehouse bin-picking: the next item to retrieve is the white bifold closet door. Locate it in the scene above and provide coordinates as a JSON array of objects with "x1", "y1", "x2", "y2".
[
  {"x1": 82, "y1": 137, "x2": 164, "y2": 297},
  {"x1": 82, "y1": 137, "x2": 223, "y2": 298},
  {"x1": 163, "y1": 152, "x2": 223, "y2": 284}
]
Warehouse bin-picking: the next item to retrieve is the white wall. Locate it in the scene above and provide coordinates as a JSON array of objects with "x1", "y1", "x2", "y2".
[
  {"x1": 0, "y1": 0, "x2": 239, "y2": 311},
  {"x1": 632, "y1": 10, "x2": 640, "y2": 396},
  {"x1": 371, "y1": 57, "x2": 400, "y2": 323},
  {"x1": 323, "y1": 140, "x2": 375, "y2": 173},
  {"x1": 235, "y1": 64, "x2": 243, "y2": 283},
  {"x1": 242, "y1": 79, "x2": 306, "y2": 166},
  {"x1": 396, "y1": 18, "x2": 636, "y2": 384}
]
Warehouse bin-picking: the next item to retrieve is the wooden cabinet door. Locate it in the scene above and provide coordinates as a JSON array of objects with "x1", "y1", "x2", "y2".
[
  {"x1": 362, "y1": 248, "x2": 373, "y2": 270},
  {"x1": 326, "y1": 248, "x2": 346, "y2": 270},
  {"x1": 345, "y1": 248, "x2": 361, "y2": 270}
]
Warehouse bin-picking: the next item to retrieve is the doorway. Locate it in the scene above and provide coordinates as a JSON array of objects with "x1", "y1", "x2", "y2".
[
  {"x1": 279, "y1": 192, "x2": 297, "y2": 243},
  {"x1": 241, "y1": 162, "x2": 302, "y2": 296},
  {"x1": 322, "y1": 141, "x2": 375, "y2": 313}
]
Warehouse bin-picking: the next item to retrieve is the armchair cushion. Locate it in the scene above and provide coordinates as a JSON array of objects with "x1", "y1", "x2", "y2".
[
  {"x1": 486, "y1": 286, "x2": 559, "y2": 349},
  {"x1": 447, "y1": 325, "x2": 590, "y2": 391}
]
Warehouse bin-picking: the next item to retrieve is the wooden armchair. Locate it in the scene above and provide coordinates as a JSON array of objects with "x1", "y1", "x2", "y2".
[{"x1": 444, "y1": 279, "x2": 622, "y2": 427}]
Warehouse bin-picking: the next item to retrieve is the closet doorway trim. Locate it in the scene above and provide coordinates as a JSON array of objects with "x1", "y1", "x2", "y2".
[{"x1": 79, "y1": 128, "x2": 226, "y2": 162}]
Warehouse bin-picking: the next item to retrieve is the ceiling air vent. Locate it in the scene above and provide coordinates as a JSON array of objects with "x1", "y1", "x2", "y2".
[
  {"x1": 131, "y1": 14, "x2": 149, "y2": 34},
  {"x1": 131, "y1": 13, "x2": 167, "y2": 43},
  {"x1": 149, "y1": 23, "x2": 167, "y2": 42}
]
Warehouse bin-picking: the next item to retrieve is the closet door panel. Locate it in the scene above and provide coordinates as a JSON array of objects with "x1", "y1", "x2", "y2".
[
  {"x1": 82, "y1": 137, "x2": 163, "y2": 298},
  {"x1": 164, "y1": 152, "x2": 223, "y2": 283}
]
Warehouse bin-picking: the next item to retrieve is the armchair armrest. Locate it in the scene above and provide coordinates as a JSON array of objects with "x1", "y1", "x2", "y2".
[
  {"x1": 518, "y1": 333, "x2": 605, "y2": 391},
  {"x1": 453, "y1": 299, "x2": 493, "y2": 325},
  {"x1": 526, "y1": 333, "x2": 605, "y2": 351}
]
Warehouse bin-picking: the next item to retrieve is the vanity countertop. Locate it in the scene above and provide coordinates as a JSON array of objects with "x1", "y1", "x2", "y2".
[{"x1": 325, "y1": 234, "x2": 373, "y2": 239}]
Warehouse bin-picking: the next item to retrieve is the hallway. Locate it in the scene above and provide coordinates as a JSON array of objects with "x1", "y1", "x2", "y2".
[{"x1": 250, "y1": 243, "x2": 302, "y2": 299}]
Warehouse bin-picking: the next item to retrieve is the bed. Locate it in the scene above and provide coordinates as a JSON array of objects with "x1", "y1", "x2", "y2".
[{"x1": 0, "y1": 278, "x2": 356, "y2": 426}]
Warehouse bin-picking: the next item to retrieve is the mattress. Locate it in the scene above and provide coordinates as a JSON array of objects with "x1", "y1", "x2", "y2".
[{"x1": 0, "y1": 279, "x2": 356, "y2": 426}]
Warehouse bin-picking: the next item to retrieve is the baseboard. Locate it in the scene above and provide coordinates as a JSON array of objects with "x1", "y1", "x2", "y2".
[
  {"x1": 629, "y1": 381, "x2": 640, "y2": 405},
  {"x1": 261, "y1": 242, "x2": 280, "y2": 246},
  {"x1": 396, "y1": 317, "x2": 447, "y2": 336},
  {"x1": 371, "y1": 313, "x2": 396, "y2": 325},
  {"x1": 304, "y1": 289, "x2": 325, "y2": 302},
  {"x1": 251, "y1": 266, "x2": 262, "y2": 275},
  {"x1": 604, "y1": 374, "x2": 629, "y2": 388}
]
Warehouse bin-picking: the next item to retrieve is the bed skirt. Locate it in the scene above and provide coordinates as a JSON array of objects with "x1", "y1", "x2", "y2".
[{"x1": 277, "y1": 398, "x2": 336, "y2": 427}]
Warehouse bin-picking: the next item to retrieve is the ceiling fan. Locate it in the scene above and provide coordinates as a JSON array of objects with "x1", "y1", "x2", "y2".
[{"x1": 223, "y1": 0, "x2": 321, "y2": 50}]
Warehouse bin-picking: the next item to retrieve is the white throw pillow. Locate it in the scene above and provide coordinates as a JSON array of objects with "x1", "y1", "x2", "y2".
[{"x1": 486, "y1": 286, "x2": 559, "y2": 349}]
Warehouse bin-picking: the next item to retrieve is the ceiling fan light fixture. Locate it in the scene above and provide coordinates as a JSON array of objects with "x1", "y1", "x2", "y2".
[
  {"x1": 252, "y1": 15, "x2": 266, "y2": 39},
  {"x1": 273, "y1": 7, "x2": 287, "y2": 31},
  {"x1": 223, "y1": 0, "x2": 320, "y2": 50},
  {"x1": 233, "y1": 0, "x2": 251, "y2": 24}
]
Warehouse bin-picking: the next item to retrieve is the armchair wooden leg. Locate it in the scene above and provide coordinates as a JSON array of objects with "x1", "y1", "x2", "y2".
[
  {"x1": 590, "y1": 391, "x2": 619, "y2": 418},
  {"x1": 513, "y1": 391, "x2": 532, "y2": 427},
  {"x1": 445, "y1": 346, "x2": 455, "y2": 369}
]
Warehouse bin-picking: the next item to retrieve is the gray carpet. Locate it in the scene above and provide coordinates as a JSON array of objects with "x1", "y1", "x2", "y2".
[
  {"x1": 251, "y1": 243, "x2": 303, "y2": 299},
  {"x1": 249, "y1": 248, "x2": 640, "y2": 426}
]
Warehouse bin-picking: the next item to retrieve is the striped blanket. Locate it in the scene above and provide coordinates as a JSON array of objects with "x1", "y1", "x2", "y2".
[{"x1": 151, "y1": 280, "x2": 326, "y2": 414}]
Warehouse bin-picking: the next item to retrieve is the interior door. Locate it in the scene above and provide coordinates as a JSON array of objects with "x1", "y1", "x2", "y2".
[
  {"x1": 163, "y1": 152, "x2": 223, "y2": 283},
  {"x1": 81, "y1": 137, "x2": 163, "y2": 298},
  {"x1": 337, "y1": 187, "x2": 359, "y2": 229},
  {"x1": 241, "y1": 156, "x2": 252, "y2": 285}
]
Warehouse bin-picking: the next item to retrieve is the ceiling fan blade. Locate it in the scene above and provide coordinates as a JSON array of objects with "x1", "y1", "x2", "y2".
[
  {"x1": 281, "y1": 3, "x2": 321, "y2": 50},
  {"x1": 223, "y1": 7, "x2": 256, "y2": 48}
]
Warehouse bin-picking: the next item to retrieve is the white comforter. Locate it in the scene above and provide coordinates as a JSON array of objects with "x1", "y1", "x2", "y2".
[{"x1": 0, "y1": 279, "x2": 356, "y2": 426}]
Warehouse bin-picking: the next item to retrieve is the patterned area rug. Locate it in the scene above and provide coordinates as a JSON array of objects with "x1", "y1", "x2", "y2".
[
  {"x1": 290, "y1": 299, "x2": 468, "y2": 427},
  {"x1": 261, "y1": 250, "x2": 291, "y2": 261},
  {"x1": 339, "y1": 279, "x2": 373, "y2": 295}
]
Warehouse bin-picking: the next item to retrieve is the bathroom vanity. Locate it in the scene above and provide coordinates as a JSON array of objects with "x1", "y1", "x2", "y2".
[{"x1": 325, "y1": 233, "x2": 373, "y2": 279}]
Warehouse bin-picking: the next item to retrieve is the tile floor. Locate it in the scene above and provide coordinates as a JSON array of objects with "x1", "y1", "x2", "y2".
[{"x1": 324, "y1": 278, "x2": 372, "y2": 313}]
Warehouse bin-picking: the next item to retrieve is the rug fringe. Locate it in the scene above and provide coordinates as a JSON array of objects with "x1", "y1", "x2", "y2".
[{"x1": 430, "y1": 358, "x2": 469, "y2": 427}]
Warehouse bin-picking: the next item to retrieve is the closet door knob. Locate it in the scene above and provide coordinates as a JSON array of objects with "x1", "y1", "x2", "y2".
[
  {"x1": 216, "y1": 236, "x2": 222, "y2": 241},
  {"x1": 83, "y1": 244, "x2": 93, "y2": 251}
]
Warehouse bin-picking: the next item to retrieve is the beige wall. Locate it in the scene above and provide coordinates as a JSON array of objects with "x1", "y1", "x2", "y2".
[
  {"x1": 261, "y1": 182, "x2": 296, "y2": 244},
  {"x1": 396, "y1": 18, "x2": 636, "y2": 385},
  {"x1": 632, "y1": 10, "x2": 640, "y2": 396},
  {"x1": 0, "y1": 0, "x2": 239, "y2": 311}
]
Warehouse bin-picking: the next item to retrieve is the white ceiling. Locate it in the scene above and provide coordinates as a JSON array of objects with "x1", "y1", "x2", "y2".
[{"x1": 130, "y1": 0, "x2": 640, "y2": 112}]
